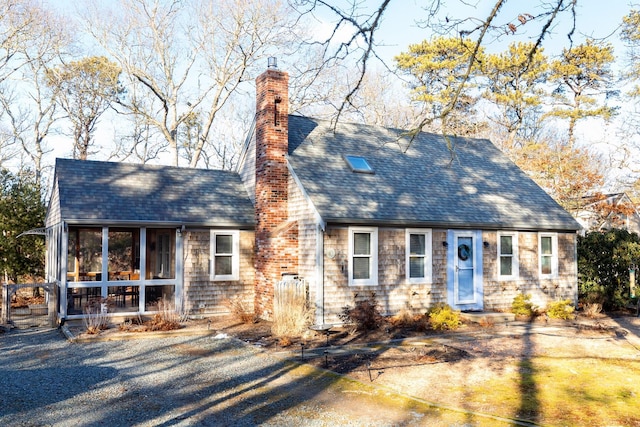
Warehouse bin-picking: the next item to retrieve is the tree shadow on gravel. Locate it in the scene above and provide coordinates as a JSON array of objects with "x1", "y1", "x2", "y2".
[
  {"x1": 0, "y1": 328, "x2": 452, "y2": 426},
  {"x1": 0, "y1": 366, "x2": 118, "y2": 418}
]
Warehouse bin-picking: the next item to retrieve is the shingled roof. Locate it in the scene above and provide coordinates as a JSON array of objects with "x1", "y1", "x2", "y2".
[
  {"x1": 51, "y1": 158, "x2": 255, "y2": 227},
  {"x1": 287, "y1": 115, "x2": 580, "y2": 231}
]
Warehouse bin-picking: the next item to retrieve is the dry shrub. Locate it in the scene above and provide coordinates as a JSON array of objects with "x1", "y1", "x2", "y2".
[
  {"x1": 389, "y1": 309, "x2": 430, "y2": 332},
  {"x1": 339, "y1": 292, "x2": 384, "y2": 332},
  {"x1": 10, "y1": 287, "x2": 45, "y2": 308},
  {"x1": 83, "y1": 298, "x2": 110, "y2": 334},
  {"x1": 389, "y1": 308, "x2": 415, "y2": 328},
  {"x1": 278, "y1": 336, "x2": 293, "y2": 347},
  {"x1": 478, "y1": 316, "x2": 495, "y2": 328},
  {"x1": 148, "y1": 298, "x2": 181, "y2": 331},
  {"x1": 272, "y1": 281, "x2": 313, "y2": 338},
  {"x1": 582, "y1": 302, "x2": 603, "y2": 318},
  {"x1": 225, "y1": 296, "x2": 256, "y2": 324}
]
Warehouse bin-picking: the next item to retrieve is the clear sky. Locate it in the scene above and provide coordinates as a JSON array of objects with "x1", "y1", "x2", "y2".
[
  {"x1": 38, "y1": 0, "x2": 640, "y2": 186},
  {"x1": 350, "y1": 0, "x2": 635, "y2": 64}
]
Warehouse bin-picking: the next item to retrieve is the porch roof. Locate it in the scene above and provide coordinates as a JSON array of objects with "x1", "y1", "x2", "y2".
[{"x1": 52, "y1": 158, "x2": 255, "y2": 228}]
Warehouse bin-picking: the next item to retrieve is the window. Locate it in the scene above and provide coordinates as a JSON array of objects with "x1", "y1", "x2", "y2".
[
  {"x1": 210, "y1": 230, "x2": 240, "y2": 281},
  {"x1": 497, "y1": 232, "x2": 519, "y2": 280},
  {"x1": 344, "y1": 155, "x2": 374, "y2": 174},
  {"x1": 67, "y1": 227, "x2": 102, "y2": 282},
  {"x1": 108, "y1": 229, "x2": 140, "y2": 281},
  {"x1": 146, "y1": 229, "x2": 175, "y2": 279},
  {"x1": 539, "y1": 233, "x2": 558, "y2": 278},
  {"x1": 348, "y1": 227, "x2": 378, "y2": 286},
  {"x1": 406, "y1": 229, "x2": 432, "y2": 283}
]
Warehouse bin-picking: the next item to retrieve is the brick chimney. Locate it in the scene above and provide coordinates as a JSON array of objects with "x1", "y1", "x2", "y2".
[{"x1": 254, "y1": 58, "x2": 298, "y2": 319}]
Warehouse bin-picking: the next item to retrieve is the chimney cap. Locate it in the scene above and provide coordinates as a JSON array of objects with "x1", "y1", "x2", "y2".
[{"x1": 267, "y1": 57, "x2": 278, "y2": 69}]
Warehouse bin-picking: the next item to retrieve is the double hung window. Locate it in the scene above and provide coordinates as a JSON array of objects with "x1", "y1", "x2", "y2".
[
  {"x1": 539, "y1": 233, "x2": 558, "y2": 278},
  {"x1": 210, "y1": 230, "x2": 240, "y2": 281},
  {"x1": 348, "y1": 227, "x2": 378, "y2": 286},
  {"x1": 406, "y1": 229, "x2": 432, "y2": 283},
  {"x1": 497, "y1": 232, "x2": 519, "y2": 280}
]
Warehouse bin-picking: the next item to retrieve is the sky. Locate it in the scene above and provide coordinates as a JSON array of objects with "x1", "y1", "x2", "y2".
[
  {"x1": 36, "y1": 0, "x2": 640, "y2": 187},
  {"x1": 368, "y1": 0, "x2": 633, "y2": 61}
]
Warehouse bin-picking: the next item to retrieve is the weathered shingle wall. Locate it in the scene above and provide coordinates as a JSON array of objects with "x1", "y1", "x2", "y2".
[
  {"x1": 321, "y1": 227, "x2": 448, "y2": 324},
  {"x1": 45, "y1": 179, "x2": 61, "y2": 228},
  {"x1": 287, "y1": 174, "x2": 318, "y2": 309},
  {"x1": 237, "y1": 132, "x2": 257, "y2": 205},
  {"x1": 320, "y1": 227, "x2": 577, "y2": 324},
  {"x1": 482, "y1": 231, "x2": 577, "y2": 311},
  {"x1": 183, "y1": 230, "x2": 255, "y2": 316}
]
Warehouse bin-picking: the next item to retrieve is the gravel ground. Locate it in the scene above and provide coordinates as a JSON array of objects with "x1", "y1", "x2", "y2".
[{"x1": 0, "y1": 327, "x2": 443, "y2": 427}]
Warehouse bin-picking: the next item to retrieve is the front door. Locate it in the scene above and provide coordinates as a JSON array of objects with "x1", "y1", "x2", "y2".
[
  {"x1": 448, "y1": 230, "x2": 483, "y2": 311},
  {"x1": 455, "y1": 235, "x2": 475, "y2": 304}
]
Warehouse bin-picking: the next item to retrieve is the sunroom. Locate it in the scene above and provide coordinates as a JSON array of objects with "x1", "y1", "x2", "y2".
[
  {"x1": 63, "y1": 226, "x2": 179, "y2": 317},
  {"x1": 45, "y1": 158, "x2": 255, "y2": 320}
]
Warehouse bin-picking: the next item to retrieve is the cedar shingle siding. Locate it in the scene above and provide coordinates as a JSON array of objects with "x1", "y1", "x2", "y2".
[{"x1": 46, "y1": 62, "x2": 580, "y2": 323}]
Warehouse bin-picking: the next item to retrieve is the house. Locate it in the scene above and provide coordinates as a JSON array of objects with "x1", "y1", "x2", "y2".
[
  {"x1": 45, "y1": 60, "x2": 580, "y2": 324},
  {"x1": 572, "y1": 192, "x2": 640, "y2": 235}
]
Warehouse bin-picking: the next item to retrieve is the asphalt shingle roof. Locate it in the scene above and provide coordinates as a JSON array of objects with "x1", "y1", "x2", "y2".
[
  {"x1": 287, "y1": 115, "x2": 580, "y2": 231},
  {"x1": 53, "y1": 158, "x2": 255, "y2": 227}
]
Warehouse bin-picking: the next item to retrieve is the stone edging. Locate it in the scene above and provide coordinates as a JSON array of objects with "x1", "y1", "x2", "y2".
[{"x1": 61, "y1": 324, "x2": 221, "y2": 343}]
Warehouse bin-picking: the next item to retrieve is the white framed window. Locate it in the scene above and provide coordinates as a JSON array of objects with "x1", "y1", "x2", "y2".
[
  {"x1": 210, "y1": 230, "x2": 240, "y2": 281},
  {"x1": 406, "y1": 229, "x2": 432, "y2": 283},
  {"x1": 348, "y1": 227, "x2": 378, "y2": 286},
  {"x1": 497, "y1": 232, "x2": 519, "y2": 280},
  {"x1": 538, "y1": 233, "x2": 558, "y2": 279}
]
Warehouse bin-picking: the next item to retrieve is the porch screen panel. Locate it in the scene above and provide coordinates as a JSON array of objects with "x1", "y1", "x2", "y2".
[
  {"x1": 146, "y1": 229, "x2": 175, "y2": 279},
  {"x1": 145, "y1": 285, "x2": 176, "y2": 311},
  {"x1": 68, "y1": 228, "x2": 102, "y2": 282},
  {"x1": 108, "y1": 229, "x2": 139, "y2": 281}
]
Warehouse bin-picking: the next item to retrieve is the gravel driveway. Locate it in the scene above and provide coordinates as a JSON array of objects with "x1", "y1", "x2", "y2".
[{"x1": 0, "y1": 328, "x2": 445, "y2": 427}]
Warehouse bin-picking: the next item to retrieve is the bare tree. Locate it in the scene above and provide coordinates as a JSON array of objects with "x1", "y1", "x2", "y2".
[
  {"x1": 46, "y1": 56, "x2": 123, "y2": 160},
  {"x1": 82, "y1": 0, "x2": 300, "y2": 168},
  {"x1": 0, "y1": 1, "x2": 72, "y2": 182},
  {"x1": 291, "y1": 0, "x2": 578, "y2": 134}
]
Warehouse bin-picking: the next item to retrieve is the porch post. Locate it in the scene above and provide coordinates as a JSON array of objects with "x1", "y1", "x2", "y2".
[
  {"x1": 175, "y1": 228, "x2": 184, "y2": 314},
  {"x1": 60, "y1": 223, "x2": 69, "y2": 319}
]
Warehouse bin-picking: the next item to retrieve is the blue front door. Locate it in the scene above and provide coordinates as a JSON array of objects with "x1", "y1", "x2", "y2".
[{"x1": 447, "y1": 230, "x2": 484, "y2": 311}]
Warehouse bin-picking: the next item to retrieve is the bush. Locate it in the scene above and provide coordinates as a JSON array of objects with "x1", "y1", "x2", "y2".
[
  {"x1": 339, "y1": 292, "x2": 384, "y2": 331},
  {"x1": 148, "y1": 298, "x2": 181, "y2": 331},
  {"x1": 547, "y1": 299, "x2": 575, "y2": 320},
  {"x1": 272, "y1": 280, "x2": 313, "y2": 338},
  {"x1": 428, "y1": 303, "x2": 461, "y2": 331},
  {"x1": 225, "y1": 296, "x2": 256, "y2": 324},
  {"x1": 578, "y1": 229, "x2": 640, "y2": 310},
  {"x1": 512, "y1": 293, "x2": 536, "y2": 317},
  {"x1": 83, "y1": 298, "x2": 110, "y2": 334},
  {"x1": 389, "y1": 309, "x2": 431, "y2": 332},
  {"x1": 580, "y1": 289, "x2": 604, "y2": 318}
]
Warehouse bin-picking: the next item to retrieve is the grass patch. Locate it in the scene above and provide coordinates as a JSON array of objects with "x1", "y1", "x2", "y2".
[{"x1": 462, "y1": 356, "x2": 640, "y2": 425}]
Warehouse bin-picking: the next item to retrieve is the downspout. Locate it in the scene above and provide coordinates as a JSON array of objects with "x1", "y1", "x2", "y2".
[{"x1": 316, "y1": 223, "x2": 325, "y2": 325}]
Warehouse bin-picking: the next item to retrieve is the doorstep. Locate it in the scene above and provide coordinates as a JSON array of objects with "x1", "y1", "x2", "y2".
[{"x1": 460, "y1": 311, "x2": 515, "y2": 324}]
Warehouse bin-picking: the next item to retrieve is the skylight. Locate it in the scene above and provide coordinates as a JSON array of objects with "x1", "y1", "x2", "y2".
[{"x1": 344, "y1": 155, "x2": 374, "y2": 174}]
